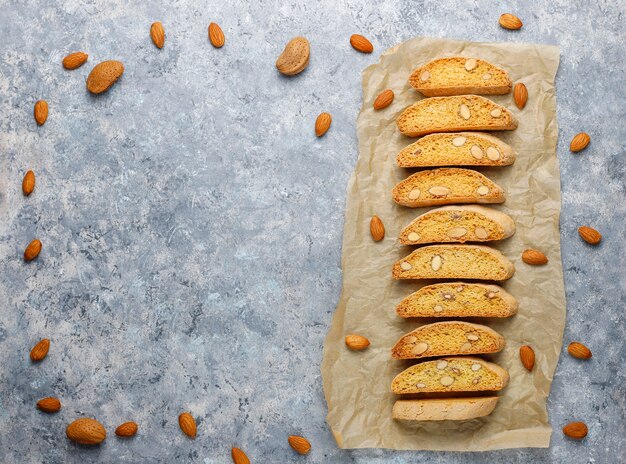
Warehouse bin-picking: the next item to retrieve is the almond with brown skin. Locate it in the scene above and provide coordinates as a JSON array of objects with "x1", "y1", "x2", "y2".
[
  {"x1": 24, "y1": 239, "x2": 42, "y2": 261},
  {"x1": 373, "y1": 89, "x2": 394, "y2": 110},
  {"x1": 150, "y1": 22, "x2": 165, "y2": 48},
  {"x1": 519, "y1": 345, "x2": 535, "y2": 371},
  {"x1": 568, "y1": 341, "x2": 592, "y2": 359},
  {"x1": 288, "y1": 435, "x2": 311, "y2": 455},
  {"x1": 34, "y1": 100, "x2": 48, "y2": 126},
  {"x1": 276, "y1": 37, "x2": 310, "y2": 76},
  {"x1": 345, "y1": 334, "x2": 370, "y2": 351},
  {"x1": 62, "y1": 52, "x2": 88, "y2": 70},
  {"x1": 37, "y1": 397, "x2": 61, "y2": 413},
  {"x1": 350, "y1": 34, "x2": 373, "y2": 53},
  {"x1": 570, "y1": 132, "x2": 590, "y2": 152},
  {"x1": 231, "y1": 447, "x2": 250, "y2": 464},
  {"x1": 86, "y1": 60, "x2": 125, "y2": 94},
  {"x1": 522, "y1": 249, "x2": 548, "y2": 265},
  {"x1": 178, "y1": 412, "x2": 196, "y2": 438},
  {"x1": 499, "y1": 13, "x2": 523, "y2": 30},
  {"x1": 66, "y1": 418, "x2": 106, "y2": 445},
  {"x1": 370, "y1": 215, "x2": 385, "y2": 241},
  {"x1": 578, "y1": 226, "x2": 601, "y2": 245},
  {"x1": 30, "y1": 338, "x2": 50, "y2": 361},
  {"x1": 208, "y1": 22, "x2": 225, "y2": 48},
  {"x1": 563, "y1": 421, "x2": 588, "y2": 440},
  {"x1": 22, "y1": 170, "x2": 36, "y2": 196},
  {"x1": 115, "y1": 421, "x2": 139, "y2": 437},
  {"x1": 315, "y1": 112, "x2": 332, "y2": 137},
  {"x1": 514, "y1": 83, "x2": 528, "y2": 109}
]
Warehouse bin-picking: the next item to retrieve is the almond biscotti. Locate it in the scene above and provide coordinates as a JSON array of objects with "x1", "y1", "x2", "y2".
[
  {"x1": 391, "y1": 357, "x2": 509, "y2": 394},
  {"x1": 396, "y1": 282, "x2": 518, "y2": 318},
  {"x1": 392, "y1": 168, "x2": 505, "y2": 208},
  {"x1": 409, "y1": 57, "x2": 512, "y2": 97},
  {"x1": 391, "y1": 321, "x2": 505, "y2": 359},
  {"x1": 392, "y1": 397, "x2": 499, "y2": 421},
  {"x1": 399, "y1": 206, "x2": 515, "y2": 245},
  {"x1": 397, "y1": 95, "x2": 517, "y2": 137},
  {"x1": 392, "y1": 244, "x2": 515, "y2": 281},
  {"x1": 396, "y1": 132, "x2": 516, "y2": 167}
]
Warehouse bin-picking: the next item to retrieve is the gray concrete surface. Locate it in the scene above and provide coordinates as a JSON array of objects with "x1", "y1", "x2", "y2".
[{"x1": 0, "y1": 0, "x2": 624, "y2": 462}]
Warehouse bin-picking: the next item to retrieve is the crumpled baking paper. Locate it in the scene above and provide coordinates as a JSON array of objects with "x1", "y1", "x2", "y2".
[{"x1": 321, "y1": 37, "x2": 563, "y2": 451}]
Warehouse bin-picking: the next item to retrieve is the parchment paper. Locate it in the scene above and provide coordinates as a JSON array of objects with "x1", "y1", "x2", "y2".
[{"x1": 321, "y1": 37, "x2": 563, "y2": 451}]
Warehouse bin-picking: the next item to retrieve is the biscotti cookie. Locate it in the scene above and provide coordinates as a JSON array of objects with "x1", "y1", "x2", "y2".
[
  {"x1": 409, "y1": 57, "x2": 512, "y2": 97},
  {"x1": 392, "y1": 168, "x2": 505, "y2": 208},
  {"x1": 396, "y1": 282, "x2": 518, "y2": 318},
  {"x1": 391, "y1": 357, "x2": 509, "y2": 394},
  {"x1": 396, "y1": 132, "x2": 516, "y2": 167},
  {"x1": 392, "y1": 244, "x2": 515, "y2": 281},
  {"x1": 399, "y1": 205, "x2": 515, "y2": 245},
  {"x1": 397, "y1": 95, "x2": 517, "y2": 137},
  {"x1": 391, "y1": 321, "x2": 505, "y2": 359},
  {"x1": 392, "y1": 397, "x2": 499, "y2": 421}
]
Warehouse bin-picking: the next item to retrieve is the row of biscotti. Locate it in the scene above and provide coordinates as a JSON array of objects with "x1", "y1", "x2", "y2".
[{"x1": 388, "y1": 57, "x2": 517, "y2": 422}]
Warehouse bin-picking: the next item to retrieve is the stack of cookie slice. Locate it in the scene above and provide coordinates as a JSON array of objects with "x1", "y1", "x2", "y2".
[{"x1": 390, "y1": 57, "x2": 517, "y2": 422}]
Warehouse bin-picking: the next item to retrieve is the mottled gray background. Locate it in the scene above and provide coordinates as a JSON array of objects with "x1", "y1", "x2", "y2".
[{"x1": 0, "y1": 0, "x2": 624, "y2": 463}]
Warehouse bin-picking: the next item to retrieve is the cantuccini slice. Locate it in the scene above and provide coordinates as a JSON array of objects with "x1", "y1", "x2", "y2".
[
  {"x1": 399, "y1": 205, "x2": 515, "y2": 245},
  {"x1": 409, "y1": 57, "x2": 512, "y2": 97},
  {"x1": 397, "y1": 95, "x2": 517, "y2": 137},
  {"x1": 396, "y1": 282, "x2": 518, "y2": 318},
  {"x1": 391, "y1": 321, "x2": 505, "y2": 359},
  {"x1": 391, "y1": 357, "x2": 509, "y2": 394},
  {"x1": 392, "y1": 168, "x2": 505, "y2": 208},
  {"x1": 392, "y1": 397, "x2": 500, "y2": 421},
  {"x1": 396, "y1": 132, "x2": 516, "y2": 168},
  {"x1": 392, "y1": 244, "x2": 515, "y2": 281}
]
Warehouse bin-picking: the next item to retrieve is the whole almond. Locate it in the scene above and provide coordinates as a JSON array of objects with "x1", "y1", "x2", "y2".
[
  {"x1": 350, "y1": 34, "x2": 373, "y2": 53},
  {"x1": 568, "y1": 341, "x2": 592, "y2": 359},
  {"x1": 208, "y1": 22, "x2": 225, "y2": 48},
  {"x1": 578, "y1": 226, "x2": 601, "y2": 245},
  {"x1": 570, "y1": 132, "x2": 590, "y2": 152},
  {"x1": 30, "y1": 338, "x2": 50, "y2": 361},
  {"x1": 373, "y1": 89, "x2": 394, "y2": 110},
  {"x1": 37, "y1": 397, "x2": 61, "y2": 413},
  {"x1": 150, "y1": 22, "x2": 165, "y2": 48},
  {"x1": 499, "y1": 13, "x2": 523, "y2": 30},
  {"x1": 276, "y1": 36, "x2": 310, "y2": 76},
  {"x1": 288, "y1": 435, "x2": 311, "y2": 455},
  {"x1": 24, "y1": 239, "x2": 42, "y2": 261},
  {"x1": 178, "y1": 412, "x2": 196, "y2": 438},
  {"x1": 62, "y1": 52, "x2": 88, "y2": 70},
  {"x1": 563, "y1": 421, "x2": 588, "y2": 440},
  {"x1": 522, "y1": 249, "x2": 548, "y2": 265},
  {"x1": 86, "y1": 60, "x2": 125, "y2": 94},
  {"x1": 231, "y1": 447, "x2": 250, "y2": 464},
  {"x1": 370, "y1": 215, "x2": 385, "y2": 241},
  {"x1": 115, "y1": 421, "x2": 139, "y2": 437},
  {"x1": 519, "y1": 345, "x2": 535, "y2": 371},
  {"x1": 514, "y1": 83, "x2": 528, "y2": 109},
  {"x1": 22, "y1": 170, "x2": 36, "y2": 196},
  {"x1": 34, "y1": 100, "x2": 48, "y2": 126},
  {"x1": 66, "y1": 418, "x2": 106, "y2": 445},
  {"x1": 315, "y1": 112, "x2": 332, "y2": 137},
  {"x1": 345, "y1": 334, "x2": 370, "y2": 351}
]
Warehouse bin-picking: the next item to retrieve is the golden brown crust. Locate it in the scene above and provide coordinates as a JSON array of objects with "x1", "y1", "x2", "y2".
[
  {"x1": 392, "y1": 168, "x2": 505, "y2": 208},
  {"x1": 392, "y1": 244, "x2": 515, "y2": 281},
  {"x1": 395, "y1": 281, "x2": 518, "y2": 318},
  {"x1": 391, "y1": 321, "x2": 505, "y2": 359},
  {"x1": 409, "y1": 57, "x2": 512, "y2": 96},
  {"x1": 396, "y1": 132, "x2": 516, "y2": 168},
  {"x1": 397, "y1": 95, "x2": 517, "y2": 138},
  {"x1": 398, "y1": 205, "x2": 516, "y2": 245}
]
